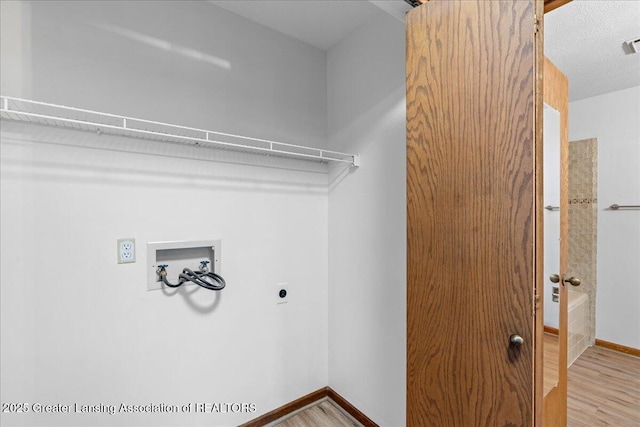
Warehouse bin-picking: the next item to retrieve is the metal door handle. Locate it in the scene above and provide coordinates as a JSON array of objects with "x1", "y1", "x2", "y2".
[
  {"x1": 564, "y1": 276, "x2": 581, "y2": 287},
  {"x1": 551, "y1": 273, "x2": 581, "y2": 286},
  {"x1": 509, "y1": 334, "x2": 524, "y2": 347}
]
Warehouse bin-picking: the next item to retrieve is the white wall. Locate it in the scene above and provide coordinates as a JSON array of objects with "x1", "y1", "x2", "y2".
[
  {"x1": 327, "y1": 12, "x2": 406, "y2": 427},
  {"x1": 0, "y1": 1, "x2": 329, "y2": 426},
  {"x1": 569, "y1": 85, "x2": 640, "y2": 349}
]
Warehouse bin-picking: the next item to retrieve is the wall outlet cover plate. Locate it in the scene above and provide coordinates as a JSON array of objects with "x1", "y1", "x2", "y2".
[{"x1": 117, "y1": 238, "x2": 136, "y2": 264}]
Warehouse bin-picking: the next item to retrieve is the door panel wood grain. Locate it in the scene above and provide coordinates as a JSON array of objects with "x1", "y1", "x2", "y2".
[{"x1": 406, "y1": 1, "x2": 542, "y2": 425}]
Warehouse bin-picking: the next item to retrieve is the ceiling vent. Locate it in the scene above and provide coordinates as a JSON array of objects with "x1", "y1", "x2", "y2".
[{"x1": 624, "y1": 37, "x2": 640, "y2": 54}]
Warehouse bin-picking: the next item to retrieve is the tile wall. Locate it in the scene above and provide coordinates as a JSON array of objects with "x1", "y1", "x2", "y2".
[{"x1": 567, "y1": 138, "x2": 598, "y2": 364}]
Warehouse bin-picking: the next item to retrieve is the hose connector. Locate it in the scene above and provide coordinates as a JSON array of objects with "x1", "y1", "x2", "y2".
[{"x1": 157, "y1": 264, "x2": 169, "y2": 278}]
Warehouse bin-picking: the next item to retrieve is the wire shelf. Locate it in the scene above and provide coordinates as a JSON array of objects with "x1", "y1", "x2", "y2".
[{"x1": 0, "y1": 95, "x2": 360, "y2": 167}]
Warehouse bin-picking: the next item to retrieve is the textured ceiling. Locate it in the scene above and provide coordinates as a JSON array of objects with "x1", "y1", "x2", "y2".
[{"x1": 545, "y1": 0, "x2": 640, "y2": 101}]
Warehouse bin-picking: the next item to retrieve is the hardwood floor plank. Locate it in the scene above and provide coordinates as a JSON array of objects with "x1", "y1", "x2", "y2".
[
  {"x1": 568, "y1": 346, "x2": 640, "y2": 426},
  {"x1": 544, "y1": 333, "x2": 559, "y2": 396},
  {"x1": 275, "y1": 400, "x2": 360, "y2": 427}
]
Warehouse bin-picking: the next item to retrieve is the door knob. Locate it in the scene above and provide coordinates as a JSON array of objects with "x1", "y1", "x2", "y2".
[
  {"x1": 509, "y1": 334, "x2": 524, "y2": 347},
  {"x1": 564, "y1": 276, "x2": 581, "y2": 287},
  {"x1": 549, "y1": 274, "x2": 560, "y2": 283}
]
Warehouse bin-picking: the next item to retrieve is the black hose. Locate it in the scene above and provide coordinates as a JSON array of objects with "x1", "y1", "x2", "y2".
[
  {"x1": 161, "y1": 275, "x2": 185, "y2": 288},
  {"x1": 180, "y1": 268, "x2": 226, "y2": 291},
  {"x1": 160, "y1": 267, "x2": 226, "y2": 291}
]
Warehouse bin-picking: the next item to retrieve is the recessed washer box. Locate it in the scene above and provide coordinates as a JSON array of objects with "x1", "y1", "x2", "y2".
[{"x1": 147, "y1": 239, "x2": 221, "y2": 291}]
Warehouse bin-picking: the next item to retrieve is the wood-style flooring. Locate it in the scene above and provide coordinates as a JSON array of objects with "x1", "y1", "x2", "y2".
[
  {"x1": 275, "y1": 400, "x2": 360, "y2": 427},
  {"x1": 544, "y1": 333, "x2": 559, "y2": 397},
  {"x1": 568, "y1": 346, "x2": 640, "y2": 426},
  {"x1": 275, "y1": 346, "x2": 639, "y2": 426}
]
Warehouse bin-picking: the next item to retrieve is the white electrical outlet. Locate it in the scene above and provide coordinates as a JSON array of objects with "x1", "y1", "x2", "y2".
[{"x1": 117, "y1": 238, "x2": 136, "y2": 264}]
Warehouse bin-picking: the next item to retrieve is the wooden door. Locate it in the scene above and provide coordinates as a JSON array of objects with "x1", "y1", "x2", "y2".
[
  {"x1": 406, "y1": 0, "x2": 544, "y2": 425},
  {"x1": 542, "y1": 57, "x2": 569, "y2": 426}
]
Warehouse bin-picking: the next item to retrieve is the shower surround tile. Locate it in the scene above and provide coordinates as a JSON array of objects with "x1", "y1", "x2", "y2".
[{"x1": 568, "y1": 138, "x2": 597, "y2": 359}]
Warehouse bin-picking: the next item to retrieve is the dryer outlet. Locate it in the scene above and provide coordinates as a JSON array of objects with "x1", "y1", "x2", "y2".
[{"x1": 274, "y1": 282, "x2": 289, "y2": 305}]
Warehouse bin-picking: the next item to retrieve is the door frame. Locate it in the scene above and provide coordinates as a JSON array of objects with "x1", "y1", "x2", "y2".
[{"x1": 540, "y1": 56, "x2": 569, "y2": 426}]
